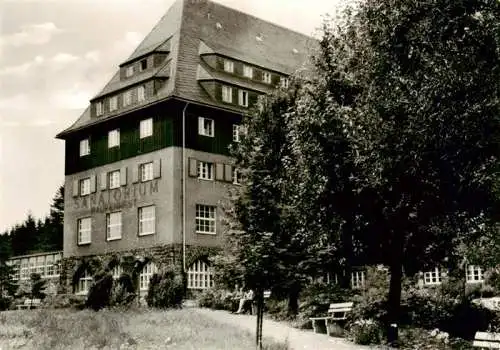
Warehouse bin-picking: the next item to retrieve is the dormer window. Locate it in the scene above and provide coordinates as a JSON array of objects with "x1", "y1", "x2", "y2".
[
  {"x1": 280, "y1": 77, "x2": 290, "y2": 89},
  {"x1": 222, "y1": 85, "x2": 233, "y2": 103},
  {"x1": 138, "y1": 86, "x2": 145, "y2": 102},
  {"x1": 140, "y1": 59, "x2": 148, "y2": 72},
  {"x1": 125, "y1": 66, "x2": 134, "y2": 78},
  {"x1": 123, "y1": 90, "x2": 132, "y2": 107},
  {"x1": 96, "y1": 101, "x2": 103, "y2": 116},
  {"x1": 223, "y1": 59, "x2": 234, "y2": 73},
  {"x1": 263, "y1": 72, "x2": 272, "y2": 84},
  {"x1": 238, "y1": 90, "x2": 248, "y2": 107},
  {"x1": 243, "y1": 65, "x2": 253, "y2": 79},
  {"x1": 109, "y1": 96, "x2": 118, "y2": 112}
]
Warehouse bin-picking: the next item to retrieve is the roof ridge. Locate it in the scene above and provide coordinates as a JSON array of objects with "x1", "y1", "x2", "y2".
[{"x1": 207, "y1": 0, "x2": 316, "y2": 40}]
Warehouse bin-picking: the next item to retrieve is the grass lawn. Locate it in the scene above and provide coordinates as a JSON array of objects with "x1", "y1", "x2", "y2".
[{"x1": 0, "y1": 308, "x2": 288, "y2": 350}]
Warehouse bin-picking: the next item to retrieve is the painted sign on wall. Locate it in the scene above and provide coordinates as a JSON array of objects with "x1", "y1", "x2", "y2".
[{"x1": 72, "y1": 180, "x2": 159, "y2": 213}]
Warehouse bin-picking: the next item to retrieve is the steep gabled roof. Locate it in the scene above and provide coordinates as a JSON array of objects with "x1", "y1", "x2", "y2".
[
  {"x1": 173, "y1": 0, "x2": 316, "y2": 107},
  {"x1": 57, "y1": 0, "x2": 317, "y2": 138},
  {"x1": 122, "y1": 0, "x2": 184, "y2": 65}
]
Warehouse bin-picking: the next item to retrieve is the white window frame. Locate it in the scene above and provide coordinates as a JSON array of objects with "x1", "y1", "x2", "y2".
[
  {"x1": 223, "y1": 59, "x2": 234, "y2": 73},
  {"x1": 263, "y1": 72, "x2": 272, "y2": 84},
  {"x1": 139, "y1": 261, "x2": 157, "y2": 291},
  {"x1": 111, "y1": 265, "x2": 123, "y2": 279},
  {"x1": 125, "y1": 66, "x2": 134, "y2": 78},
  {"x1": 233, "y1": 124, "x2": 240, "y2": 142},
  {"x1": 140, "y1": 162, "x2": 154, "y2": 182},
  {"x1": 108, "y1": 129, "x2": 120, "y2": 148},
  {"x1": 238, "y1": 90, "x2": 248, "y2": 107},
  {"x1": 45, "y1": 255, "x2": 55, "y2": 277},
  {"x1": 222, "y1": 85, "x2": 233, "y2": 103},
  {"x1": 77, "y1": 217, "x2": 92, "y2": 245},
  {"x1": 109, "y1": 96, "x2": 118, "y2": 111},
  {"x1": 138, "y1": 205, "x2": 156, "y2": 236},
  {"x1": 35, "y1": 256, "x2": 45, "y2": 275},
  {"x1": 96, "y1": 101, "x2": 103, "y2": 116},
  {"x1": 197, "y1": 161, "x2": 214, "y2": 181},
  {"x1": 140, "y1": 118, "x2": 153, "y2": 138},
  {"x1": 138, "y1": 85, "x2": 145, "y2": 102},
  {"x1": 423, "y1": 267, "x2": 443, "y2": 285},
  {"x1": 80, "y1": 178, "x2": 91, "y2": 196},
  {"x1": 243, "y1": 65, "x2": 253, "y2": 79},
  {"x1": 106, "y1": 211, "x2": 122, "y2": 241},
  {"x1": 123, "y1": 90, "x2": 132, "y2": 106},
  {"x1": 196, "y1": 204, "x2": 216, "y2": 235},
  {"x1": 466, "y1": 265, "x2": 484, "y2": 283},
  {"x1": 108, "y1": 170, "x2": 120, "y2": 189},
  {"x1": 280, "y1": 77, "x2": 289, "y2": 88},
  {"x1": 187, "y1": 260, "x2": 214, "y2": 290},
  {"x1": 351, "y1": 271, "x2": 366, "y2": 289},
  {"x1": 198, "y1": 117, "x2": 214, "y2": 137},
  {"x1": 75, "y1": 270, "x2": 92, "y2": 295},
  {"x1": 79, "y1": 139, "x2": 90, "y2": 157},
  {"x1": 232, "y1": 168, "x2": 241, "y2": 185},
  {"x1": 20, "y1": 259, "x2": 29, "y2": 280}
]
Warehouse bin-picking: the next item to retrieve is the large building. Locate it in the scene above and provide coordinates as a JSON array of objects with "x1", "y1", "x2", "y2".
[{"x1": 55, "y1": 0, "x2": 315, "y2": 296}]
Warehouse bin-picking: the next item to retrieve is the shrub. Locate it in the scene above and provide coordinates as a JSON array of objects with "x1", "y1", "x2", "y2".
[
  {"x1": 398, "y1": 327, "x2": 473, "y2": 350},
  {"x1": 197, "y1": 288, "x2": 236, "y2": 311},
  {"x1": 86, "y1": 272, "x2": 114, "y2": 311},
  {"x1": 146, "y1": 267, "x2": 184, "y2": 308},
  {"x1": 346, "y1": 319, "x2": 383, "y2": 345},
  {"x1": 109, "y1": 273, "x2": 136, "y2": 307},
  {"x1": 402, "y1": 277, "x2": 498, "y2": 340},
  {"x1": 0, "y1": 295, "x2": 13, "y2": 310},
  {"x1": 350, "y1": 267, "x2": 390, "y2": 325}
]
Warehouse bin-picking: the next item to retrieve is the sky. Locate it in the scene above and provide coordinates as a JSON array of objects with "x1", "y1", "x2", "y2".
[{"x1": 0, "y1": 0, "x2": 350, "y2": 233}]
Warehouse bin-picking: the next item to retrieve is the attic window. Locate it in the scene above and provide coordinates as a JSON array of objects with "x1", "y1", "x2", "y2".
[
  {"x1": 140, "y1": 59, "x2": 148, "y2": 71},
  {"x1": 256, "y1": 34, "x2": 263, "y2": 42},
  {"x1": 216, "y1": 22, "x2": 222, "y2": 29}
]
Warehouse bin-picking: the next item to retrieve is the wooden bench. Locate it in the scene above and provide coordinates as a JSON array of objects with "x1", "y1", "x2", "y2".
[
  {"x1": 309, "y1": 302, "x2": 353, "y2": 335},
  {"x1": 473, "y1": 332, "x2": 500, "y2": 349},
  {"x1": 16, "y1": 298, "x2": 41, "y2": 310}
]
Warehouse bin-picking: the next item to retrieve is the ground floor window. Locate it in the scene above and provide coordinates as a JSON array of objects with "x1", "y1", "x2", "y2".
[
  {"x1": 466, "y1": 265, "x2": 484, "y2": 283},
  {"x1": 139, "y1": 261, "x2": 157, "y2": 291},
  {"x1": 351, "y1": 270, "x2": 366, "y2": 289},
  {"x1": 423, "y1": 267, "x2": 443, "y2": 285},
  {"x1": 187, "y1": 260, "x2": 214, "y2": 290},
  {"x1": 111, "y1": 265, "x2": 123, "y2": 279},
  {"x1": 75, "y1": 270, "x2": 93, "y2": 295}
]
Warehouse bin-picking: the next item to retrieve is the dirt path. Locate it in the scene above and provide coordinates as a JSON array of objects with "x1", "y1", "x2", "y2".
[{"x1": 193, "y1": 308, "x2": 377, "y2": 350}]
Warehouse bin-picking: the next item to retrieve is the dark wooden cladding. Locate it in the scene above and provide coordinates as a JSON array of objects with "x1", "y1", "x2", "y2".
[{"x1": 65, "y1": 100, "x2": 242, "y2": 175}]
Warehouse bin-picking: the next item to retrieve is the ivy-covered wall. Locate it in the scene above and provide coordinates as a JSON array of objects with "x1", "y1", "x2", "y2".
[{"x1": 58, "y1": 244, "x2": 220, "y2": 294}]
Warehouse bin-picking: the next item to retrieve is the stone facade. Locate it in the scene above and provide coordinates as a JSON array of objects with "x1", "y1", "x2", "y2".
[{"x1": 59, "y1": 243, "x2": 219, "y2": 294}]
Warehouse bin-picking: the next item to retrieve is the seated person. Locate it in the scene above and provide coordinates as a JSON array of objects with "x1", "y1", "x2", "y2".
[{"x1": 235, "y1": 289, "x2": 254, "y2": 314}]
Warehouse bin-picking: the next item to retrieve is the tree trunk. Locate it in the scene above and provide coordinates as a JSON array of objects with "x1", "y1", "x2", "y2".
[
  {"x1": 386, "y1": 248, "x2": 403, "y2": 345},
  {"x1": 340, "y1": 219, "x2": 353, "y2": 289},
  {"x1": 287, "y1": 283, "x2": 300, "y2": 317}
]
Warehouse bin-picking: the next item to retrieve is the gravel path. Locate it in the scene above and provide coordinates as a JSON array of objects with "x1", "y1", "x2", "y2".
[{"x1": 193, "y1": 308, "x2": 378, "y2": 350}]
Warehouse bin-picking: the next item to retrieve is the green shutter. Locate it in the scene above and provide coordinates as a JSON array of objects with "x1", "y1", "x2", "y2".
[
  {"x1": 100, "y1": 172, "x2": 107, "y2": 190},
  {"x1": 215, "y1": 163, "x2": 224, "y2": 181},
  {"x1": 120, "y1": 167, "x2": 127, "y2": 186},
  {"x1": 189, "y1": 158, "x2": 198, "y2": 177},
  {"x1": 153, "y1": 159, "x2": 161, "y2": 178}
]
